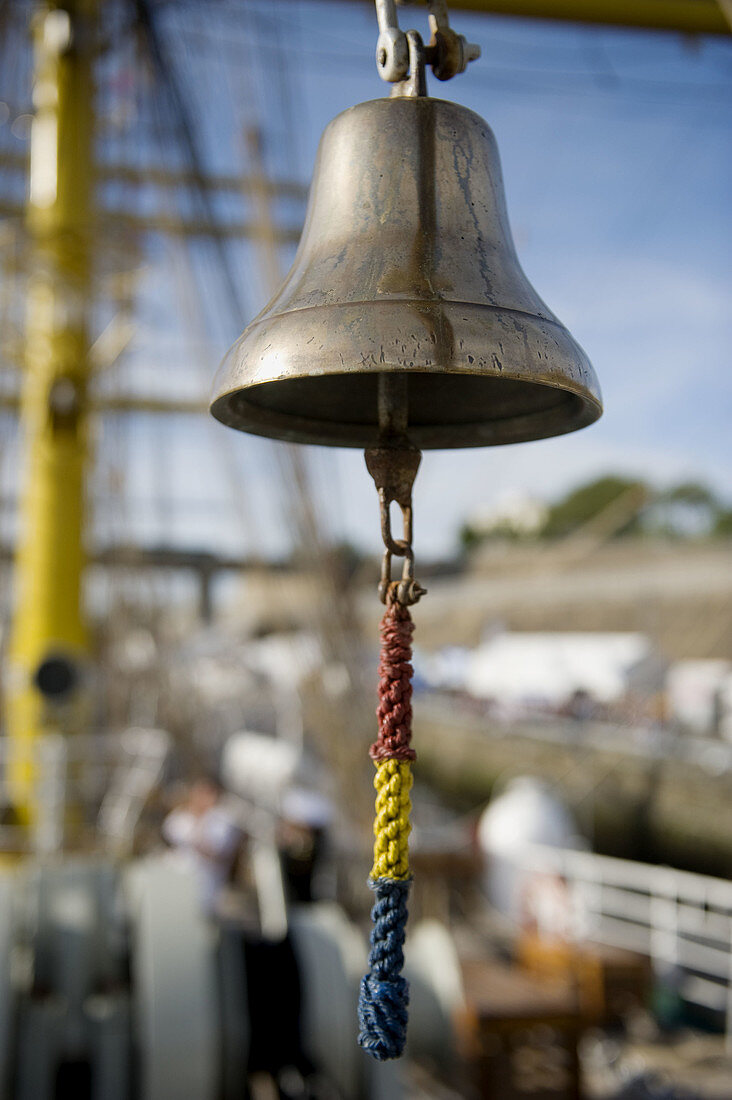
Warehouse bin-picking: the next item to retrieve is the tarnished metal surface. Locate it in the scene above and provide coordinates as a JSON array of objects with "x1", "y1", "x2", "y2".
[{"x1": 211, "y1": 96, "x2": 602, "y2": 449}]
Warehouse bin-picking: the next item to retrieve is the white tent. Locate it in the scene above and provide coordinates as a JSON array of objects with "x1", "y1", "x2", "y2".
[{"x1": 464, "y1": 631, "x2": 653, "y2": 706}]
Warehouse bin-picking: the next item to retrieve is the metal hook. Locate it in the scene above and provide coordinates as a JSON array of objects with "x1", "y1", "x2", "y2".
[
  {"x1": 390, "y1": 31, "x2": 427, "y2": 99},
  {"x1": 374, "y1": 0, "x2": 480, "y2": 90}
]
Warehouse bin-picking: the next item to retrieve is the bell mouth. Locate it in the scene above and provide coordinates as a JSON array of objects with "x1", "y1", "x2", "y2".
[{"x1": 211, "y1": 370, "x2": 600, "y2": 449}]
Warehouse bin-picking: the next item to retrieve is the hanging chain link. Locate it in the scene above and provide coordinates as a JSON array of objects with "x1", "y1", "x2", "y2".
[
  {"x1": 365, "y1": 376, "x2": 426, "y2": 607},
  {"x1": 374, "y1": 0, "x2": 480, "y2": 92},
  {"x1": 365, "y1": 445, "x2": 426, "y2": 606}
]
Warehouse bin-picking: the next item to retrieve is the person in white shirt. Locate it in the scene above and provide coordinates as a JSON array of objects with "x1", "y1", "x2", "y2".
[{"x1": 162, "y1": 776, "x2": 240, "y2": 915}]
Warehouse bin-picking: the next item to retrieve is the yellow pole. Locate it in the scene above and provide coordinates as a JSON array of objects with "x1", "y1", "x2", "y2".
[{"x1": 6, "y1": 0, "x2": 97, "y2": 825}]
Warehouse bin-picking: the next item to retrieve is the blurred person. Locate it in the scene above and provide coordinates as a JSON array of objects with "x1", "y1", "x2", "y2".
[
  {"x1": 277, "y1": 786, "x2": 333, "y2": 903},
  {"x1": 520, "y1": 870, "x2": 576, "y2": 942},
  {"x1": 162, "y1": 775, "x2": 240, "y2": 915},
  {"x1": 565, "y1": 687, "x2": 596, "y2": 722}
]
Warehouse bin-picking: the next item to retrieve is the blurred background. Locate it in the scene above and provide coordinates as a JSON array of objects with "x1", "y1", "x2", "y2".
[{"x1": 0, "y1": 0, "x2": 730, "y2": 1097}]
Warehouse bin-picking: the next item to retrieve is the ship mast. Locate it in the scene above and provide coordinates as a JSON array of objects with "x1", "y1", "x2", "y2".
[{"x1": 6, "y1": 0, "x2": 98, "y2": 827}]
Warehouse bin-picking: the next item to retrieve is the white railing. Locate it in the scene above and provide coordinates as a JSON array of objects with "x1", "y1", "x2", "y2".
[{"x1": 517, "y1": 844, "x2": 732, "y2": 1044}]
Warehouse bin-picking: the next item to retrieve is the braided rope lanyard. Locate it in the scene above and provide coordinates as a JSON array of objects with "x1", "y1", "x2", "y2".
[{"x1": 358, "y1": 376, "x2": 426, "y2": 1061}]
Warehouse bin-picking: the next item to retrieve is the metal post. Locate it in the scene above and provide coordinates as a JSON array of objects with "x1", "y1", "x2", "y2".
[{"x1": 6, "y1": 0, "x2": 98, "y2": 826}]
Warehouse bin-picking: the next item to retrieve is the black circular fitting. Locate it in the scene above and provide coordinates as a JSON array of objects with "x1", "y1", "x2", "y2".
[{"x1": 33, "y1": 654, "x2": 79, "y2": 700}]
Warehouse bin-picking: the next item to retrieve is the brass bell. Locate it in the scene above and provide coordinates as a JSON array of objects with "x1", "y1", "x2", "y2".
[{"x1": 210, "y1": 96, "x2": 602, "y2": 448}]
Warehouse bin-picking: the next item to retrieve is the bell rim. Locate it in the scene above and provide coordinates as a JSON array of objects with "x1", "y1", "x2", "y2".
[
  {"x1": 211, "y1": 343, "x2": 602, "y2": 449},
  {"x1": 210, "y1": 294, "x2": 602, "y2": 451},
  {"x1": 210, "y1": 373, "x2": 601, "y2": 450}
]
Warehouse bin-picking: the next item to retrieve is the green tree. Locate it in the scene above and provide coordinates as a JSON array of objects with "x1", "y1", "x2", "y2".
[
  {"x1": 653, "y1": 481, "x2": 719, "y2": 538},
  {"x1": 541, "y1": 475, "x2": 648, "y2": 539},
  {"x1": 714, "y1": 509, "x2": 732, "y2": 537},
  {"x1": 663, "y1": 482, "x2": 717, "y2": 509},
  {"x1": 459, "y1": 522, "x2": 483, "y2": 552}
]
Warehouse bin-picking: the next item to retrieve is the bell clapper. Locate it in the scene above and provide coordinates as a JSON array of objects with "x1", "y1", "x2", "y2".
[
  {"x1": 365, "y1": 375, "x2": 426, "y2": 609},
  {"x1": 359, "y1": 373, "x2": 423, "y2": 1060}
]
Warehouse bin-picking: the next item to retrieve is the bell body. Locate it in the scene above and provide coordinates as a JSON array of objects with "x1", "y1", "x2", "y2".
[{"x1": 211, "y1": 96, "x2": 602, "y2": 448}]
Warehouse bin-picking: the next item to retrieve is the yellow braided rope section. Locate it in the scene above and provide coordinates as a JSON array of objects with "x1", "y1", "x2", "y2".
[{"x1": 370, "y1": 759, "x2": 412, "y2": 881}]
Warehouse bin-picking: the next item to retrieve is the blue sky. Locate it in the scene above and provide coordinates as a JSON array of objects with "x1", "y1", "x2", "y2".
[
  {"x1": 44, "y1": 2, "x2": 729, "y2": 561},
  {"x1": 1, "y1": 4, "x2": 730, "y2": 585}
]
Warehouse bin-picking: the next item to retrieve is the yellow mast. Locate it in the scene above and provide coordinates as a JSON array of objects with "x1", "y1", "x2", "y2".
[{"x1": 6, "y1": 0, "x2": 98, "y2": 825}]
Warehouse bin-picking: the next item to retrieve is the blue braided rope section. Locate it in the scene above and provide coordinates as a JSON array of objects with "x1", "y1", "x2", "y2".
[{"x1": 357, "y1": 877, "x2": 411, "y2": 1061}]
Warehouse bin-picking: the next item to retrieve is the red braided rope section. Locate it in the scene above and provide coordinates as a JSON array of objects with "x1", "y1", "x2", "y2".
[{"x1": 370, "y1": 600, "x2": 416, "y2": 764}]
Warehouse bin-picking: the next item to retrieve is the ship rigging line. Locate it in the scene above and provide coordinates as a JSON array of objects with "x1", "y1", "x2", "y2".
[{"x1": 131, "y1": 0, "x2": 246, "y2": 323}]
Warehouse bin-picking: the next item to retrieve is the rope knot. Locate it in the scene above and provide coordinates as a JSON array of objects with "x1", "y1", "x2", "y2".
[{"x1": 357, "y1": 878, "x2": 412, "y2": 1060}]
